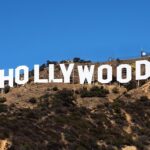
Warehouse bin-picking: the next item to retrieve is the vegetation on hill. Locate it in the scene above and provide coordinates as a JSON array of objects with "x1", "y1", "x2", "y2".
[
  {"x1": 80, "y1": 86, "x2": 109, "y2": 98},
  {"x1": 0, "y1": 87, "x2": 149, "y2": 150}
]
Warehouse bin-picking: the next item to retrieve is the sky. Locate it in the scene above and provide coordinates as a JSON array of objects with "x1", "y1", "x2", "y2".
[{"x1": 0, "y1": 0, "x2": 150, "y2": 69}]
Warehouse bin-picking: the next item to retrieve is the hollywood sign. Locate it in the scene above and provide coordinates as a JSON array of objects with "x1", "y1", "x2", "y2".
[{"x1": 0, "y1": 60, "x2": 150, "y2": 88}]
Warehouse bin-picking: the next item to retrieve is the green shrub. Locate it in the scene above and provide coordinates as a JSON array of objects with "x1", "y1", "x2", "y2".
[
  {"x1": 53, "y1": 89, "x2": 75, "y2": 107},
  {"x1": 80, "y1": 86, "x2": 109, "y2": 98},
  {"x1": 112, "y1": 100, "x2": 122, "y2": 114},
  {"x1": 28, "y1": 97, "x2": 37, "y2": 104},
  {"x1": 124, "y1": 93, "x2": 131, "y2": 98},
  {"x1": 124, "y1": 81, "x2": 137, "y2": 91},
  {"x1": 0, "y1": 97, "x2": 7, "y2": 103},
  {"x1": 75, "y1": 89, "x2": 80, "y2": 94},
  {"x1": 0, "y1": 104, "x2": 8, "y2": 113},
  {"x1": 40, "y1": 93, "x2": 51, "y2": 99},
  {"x1": 140, "y1": 96, "x2": 149, "y2": 102},
  {"x1": 53, "y1": 86, "x2": 58, "y2": 91},
  {"x1": 4, "y1": 86, "x2": 10, "y2": 94},
  {"x1": 80, "y1": 87, "x2": 90, "y2": 98}
]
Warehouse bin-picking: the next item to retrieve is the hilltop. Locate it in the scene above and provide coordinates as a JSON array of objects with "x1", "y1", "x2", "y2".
[{"x1": 0, "y1": 57, "x2": 150, "y2": 150}]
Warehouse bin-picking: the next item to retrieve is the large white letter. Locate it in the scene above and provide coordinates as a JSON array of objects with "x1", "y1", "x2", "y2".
[
  {"x1": 117, "y1": 64, "x2": 132, "y2": 83},
  {"x1": 34, "y1": 65, "x2": 48, "y2": 83},
  {"x1": 49, "y1": 64, "x2": 63, "y2": 83},
  {"x1": 60, "y1": 64, "x2": 74, "y2": 83},
  {"x1": 136, "y1": 60, "x2": 150, "y2": 80},
  {"x1": 98, "y1": 65, "x2": 112, "y2": 83},
  {"x1": 78, "y1": 65, "x2": 94, "y2": 84},
  {"x1": 15, "y1": 66, "x2": 29, "y2": 85},
  {"x1": 0, "y1": 69, "x2": 14, "y2": 88}
]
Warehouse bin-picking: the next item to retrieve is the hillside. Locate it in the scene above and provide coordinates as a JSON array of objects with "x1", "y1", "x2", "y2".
[{"x1": 0, "y1": 58, "x2": 150, "y2": 150}]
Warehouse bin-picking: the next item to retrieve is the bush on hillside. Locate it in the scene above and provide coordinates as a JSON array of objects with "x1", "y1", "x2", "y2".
[
  {"x1": 29, "y1": 97, "x2": 37, "y2": 104},
  {"x1": 52, "y1": 89, "x2": 75, "y2": 107},
  {"x1": 0, "y1": 104, "x2": 8, "y2": 113},
  {"x1": 4, "y1": 86, "x2": 10, "y2": 94},
  {"x1": 124, "y1": 80, "x2": 137, "y2": 91},
  {"x1": 140, "y1": 96, "x2": 149, "y2": 102},
  {"x1": 80, "y1": 86, "x2": 109, "y2": 98},
  {"x1": 112, "y1": 99, "x2": 122, "y2": 114},
  {"x1": 53, "y1": 87, "x2": 58, "y2": 91},
  {"x1": 0, "y1": 97, "x2": 7, "y2": 103}
]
